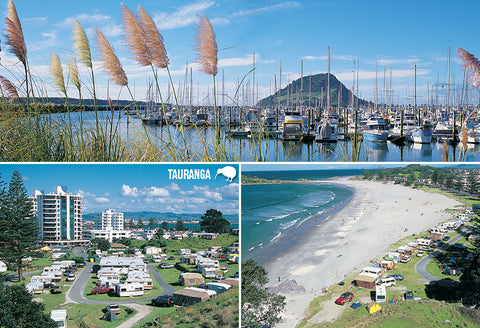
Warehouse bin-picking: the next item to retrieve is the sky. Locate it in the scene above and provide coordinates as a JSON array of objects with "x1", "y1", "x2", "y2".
[
  {"x1": 0, "y1": 163, "x2": 239, "y2": 215},
  {"x1": 2, "y1": 0, "x2": 480, "y2": 106}
]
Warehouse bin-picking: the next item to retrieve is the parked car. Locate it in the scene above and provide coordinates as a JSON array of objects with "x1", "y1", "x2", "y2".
[
  {"x1": 91, "y1": 285, "x2": 114, "y2": 295},
  {"x1": 431, "y1": 242, "x2": 440, "y2": 248},
  {"x1": 387, "y1": 274, "x2": 404, "y2": 281},
  {"x1": 159, "y1": 263, "x2": 174, "y2": 269},
  {"x1": 51, "y1": 285, "x2": 62, "y2": 294},
  {"x1": 77, "y1": 263, "x2": 85, "y2": 268},
  {"x1": 152, "y1": 295, "x2": 174, "y2": 307},
  {"x1": 443, "y1": 236, "x2": 451, "y2": 242},
  {"x1": 334, "y1": 292, "x2": 354, "y2": 305},
  {"x1": 234, "y1": 271, "x2": 239, "y2": 278},
  {"x1": 405, "y1": 290, "x2": 414, "y2": 300},
  {"x1": 66, "y1": 274, "x2": 76, "y2": 281},
  {"x1": 167, "y1": 256, "x2": 175, "y2": 260},
  {"x1": 416, "y1": 251, "x2": 425, "y2": 257},
  {"x1": 400, "y1": 256, "x2": 411, "y2": 263},
  {"x1": 106, "y1": 304, "x2": 121, "y2": 315},
  {"x1": 44, "y1": 282, "x2": 56, "y2": 289}
]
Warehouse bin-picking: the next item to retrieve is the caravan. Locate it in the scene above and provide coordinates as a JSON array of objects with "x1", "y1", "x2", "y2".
[
  {"x1": 115, "y1": 283, "x2": 144, "y2": 297},
  {"x1": 375, "y1": 284, "x2": 387, "y2": 303}
]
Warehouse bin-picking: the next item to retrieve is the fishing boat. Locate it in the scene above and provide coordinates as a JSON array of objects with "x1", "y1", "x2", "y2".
[
  {"x1": 362, "y1": 117, "x2": 389, "y2": 142},
  {"x1": 280, "y1": 111, "x2": 304, "y2": 141},
  {"x1": 411, "y1": 120, "x2": 433, "y2": 144}
]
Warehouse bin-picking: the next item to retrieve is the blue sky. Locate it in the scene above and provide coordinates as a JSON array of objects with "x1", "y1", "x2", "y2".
[
  {"x1": 0, "y1": 164, "x2": 239, "y2": 215},
  {"x1": 3, "y1": 0, "x2": 480, "y2": 105}
]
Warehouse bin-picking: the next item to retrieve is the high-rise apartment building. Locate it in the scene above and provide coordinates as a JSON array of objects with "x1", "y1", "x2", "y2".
[
  {"x1": 95, "y1": 209, "x2": 124, "y2": 231},
  {"x1": 30, "y1": 186, "x2": 83, "y2": 243}
]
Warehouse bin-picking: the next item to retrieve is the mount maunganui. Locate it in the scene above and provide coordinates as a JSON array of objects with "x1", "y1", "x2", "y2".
[{"x1": 258, "y1": 73, "x2": 371, "y2": 108}]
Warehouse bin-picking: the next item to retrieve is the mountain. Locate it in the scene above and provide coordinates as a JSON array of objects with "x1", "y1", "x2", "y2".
[
  {"x1": 258, "y1": 73, "x2": 371, "y2": 108},
  {"x1": 83, "y1": 211, "x2": 238, "y2": 224}
]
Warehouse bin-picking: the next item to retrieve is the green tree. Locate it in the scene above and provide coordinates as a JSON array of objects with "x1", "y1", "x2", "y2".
[
  {"x1": 137, "y1": 218, "x2": 144, "y2": 229},
  {"x1": 161, "y1": 221, "x2": 169, "y2": 231},
  {"x1": 0, "y1": 284, "x2": 57, "y2": 327},
  {"x1": 200, "y1": 209, "x2": 230, "y2": 233},
  {"x1": 0, "y1": 171, "x2": 39, "y2": 281},
  {"x1": 148, "y1": 217, "x2": 156, "y2": 229},
  {"x1": 460, "y1": 251, "x2": 480, "y2": 305},
  {"x1": 445, "y1": 176, "x2": 454, "y2": 189},
  {"x1": 94, "y1": 239, "x2": 111, "y2": 252},
  {"x1": 466, "y1": 171, "x2": 479, "y2": 195},
  {"x1": 176, "y1": 217, "x2": 186, "y2": 231},
  {"x1": 242, "y1": 258, "x2": 285, "y2": 327}
]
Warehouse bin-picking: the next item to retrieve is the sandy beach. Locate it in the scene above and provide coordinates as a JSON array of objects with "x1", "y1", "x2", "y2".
[{"x1": 265, "y1": 177, "x2": 462, "y2": 327}]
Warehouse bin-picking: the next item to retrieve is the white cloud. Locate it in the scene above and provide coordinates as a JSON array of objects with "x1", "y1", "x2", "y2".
[
  {"x1": 62, "y1": 13, "x2": 111, "y2": 26},
  {"x1": 77, "y1": 189, "x2": 95, "y2": 197},
  {"x1": 146, "y1": 186, "x2": 169, "y2": 197},
  {"x1": 167, "y1": 183, "x2": 181, "y2": 192},
  {"x1": 219, "y1": 54, "x2": 257, "y2": 68},
  {"x1": 154, "y1": 1, "x2": 215, "y2": 30},
  {"x1": 30, "y1": 31, "x2": 58, "y2": 51},
  {"x1": 121, "y1": 184, "x2": 139, "y2": 197},
  {"x1": 303, "y1": 55, "x2": 327, "y2": 61},
  {"x1": 24, "y1": 17, "x2": 47, "y2": 23},
  {"x1": 210, "y1": 17, "x2": 230, "y2": 26},
  {"x1": 232, "y1": 1, "x2": 300, "y2": 18},
  {"x1": 375, "y1": 57, "x2": 420, "y2": 66},
  {"x1": 95, "y1": 197, "x2": 110, "y2": 203},
  {"x1": 215, "y1": 183, "x2": 239, "y2": 199}
]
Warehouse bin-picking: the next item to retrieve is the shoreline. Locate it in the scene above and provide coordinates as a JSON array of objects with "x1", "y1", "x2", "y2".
[
  {"x1": 244, "y1": 181, "x2": 354, "y2": 265},
  {"x1": 264, "y1": 177, "x2": 462, "y2": 328}
]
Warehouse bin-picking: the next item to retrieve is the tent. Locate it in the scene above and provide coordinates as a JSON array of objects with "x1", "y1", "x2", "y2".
[
  {"x1": 366, "y1": 302, "x2": 381, "y2": 314},
  {"x1": 350, "y1": 301, "x2": 362, "y2": 309}
]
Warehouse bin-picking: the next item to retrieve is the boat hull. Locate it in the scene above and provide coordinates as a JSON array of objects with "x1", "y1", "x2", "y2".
[{"x1": 362, "y1": 131, "x2": 389, "y2": 142}]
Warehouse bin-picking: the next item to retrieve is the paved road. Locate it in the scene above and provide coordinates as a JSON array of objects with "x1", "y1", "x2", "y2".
[
  {"x1": 415, "y1": 228, "x2": 470, "y2": 283},
  {"x1": 67, "y1": 263, "x2": 175, "y2": 305}
]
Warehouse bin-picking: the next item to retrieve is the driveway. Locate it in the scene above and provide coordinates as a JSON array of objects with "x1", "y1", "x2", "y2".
[
  {"x1": 415, "y1": 228, "x2": 470, "y2": 283},
  {"x1": 66, "y1": 263, "x2": 175, "y2": 305}
]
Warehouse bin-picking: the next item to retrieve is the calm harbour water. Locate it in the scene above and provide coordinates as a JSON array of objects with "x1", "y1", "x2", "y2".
[{"x1": 54, "y1": 110, "x2": 480, "y2": 162}]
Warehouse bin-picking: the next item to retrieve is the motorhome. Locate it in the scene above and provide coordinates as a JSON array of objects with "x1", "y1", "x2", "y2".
[{"x1": 375, "y1": 284, "x2": 387, "y2": 303}]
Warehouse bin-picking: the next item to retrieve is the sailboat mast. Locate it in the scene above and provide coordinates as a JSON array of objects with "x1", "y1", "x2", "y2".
[{"x1": 328, "y1": 46, "x2": 331, "y2": 112}]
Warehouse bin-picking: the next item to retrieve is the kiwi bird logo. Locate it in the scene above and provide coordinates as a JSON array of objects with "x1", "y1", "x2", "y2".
[{"x1": 215, "y1": 166, "x2": 237, "y2": 182}]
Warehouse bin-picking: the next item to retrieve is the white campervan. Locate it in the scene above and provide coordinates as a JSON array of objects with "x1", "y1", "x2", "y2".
[
  {"x1": 376, "y1": 277, "x2": 396, "y2": 287},
  {"x1": 375, "y1": 284, "x2": 387, "y2": 303}
]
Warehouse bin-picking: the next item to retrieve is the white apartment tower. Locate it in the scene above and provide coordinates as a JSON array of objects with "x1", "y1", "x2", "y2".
[
  {"x1": 96, "y1": 209, "x2": 124, "y2": 231},
  {"x1": 30, "y1": 186, "x2": 82, "y2": 242}
]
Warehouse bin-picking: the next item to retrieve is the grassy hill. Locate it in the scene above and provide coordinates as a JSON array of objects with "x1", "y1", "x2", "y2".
[{"x1": 258, "y1": 73, "x2": 371, "y2": 108}]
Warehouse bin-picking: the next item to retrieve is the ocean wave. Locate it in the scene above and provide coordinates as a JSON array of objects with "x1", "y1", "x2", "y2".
[
  {"x1": 270, "y1": 232, "x2": 282, "y2": 242},
  {"x1": 281, "y1": 219, "x2": 298, "y2": 230},
  {"x1": 248, "y1": 246, "x2": 255, "y2": 251}
]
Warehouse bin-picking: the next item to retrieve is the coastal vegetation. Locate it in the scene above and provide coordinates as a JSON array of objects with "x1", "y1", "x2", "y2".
[{"x1": 241, "y1": 258, "x2": 286, "y2": 328}]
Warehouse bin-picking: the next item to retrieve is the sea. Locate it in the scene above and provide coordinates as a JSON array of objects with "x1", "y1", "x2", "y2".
[{"x1": 241, "y1": 170, "x2": 359, "y2": 264}]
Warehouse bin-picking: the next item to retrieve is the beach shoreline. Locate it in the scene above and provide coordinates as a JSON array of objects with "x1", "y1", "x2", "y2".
[{"x1": 264, "y1": 177, "x2": 463, "y2": 327}]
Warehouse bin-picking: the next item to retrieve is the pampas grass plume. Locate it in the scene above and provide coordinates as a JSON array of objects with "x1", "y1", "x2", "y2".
[
  {"x1": 72, "y1": 20, "x2": 93, "y2": 69},
  {"x1": 121, "y1": 3, "x2": 151, "y2": 66},
  {"x1": 195, "y1": 14, "x2": 217, "y2": 76},
  {"x1": 137, "y1": 5, "x2": 169, "y2": 68},
  {"x1": 95, "y1": 27, "x2": 128, "y2": 86},
  {"x1": 5, "y1": 0, "x2": 26, "y2": 64},
  {"x1": 51, "y1": 52, "x2": 66, "y2": 95},
  {"x1": 0, "y1": 75, "x2": 19, "y2": 101},
  {"x1": 68, "y1": 55, "x2": 81, "y2": 93},
  {"x1": 458, "y1": 47, "x2": 480, "y2": 88}
]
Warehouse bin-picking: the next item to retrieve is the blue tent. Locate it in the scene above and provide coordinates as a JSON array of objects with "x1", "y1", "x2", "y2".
[{"x1": 350, "y1": 301, "x2": 362, "y2": 309}]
